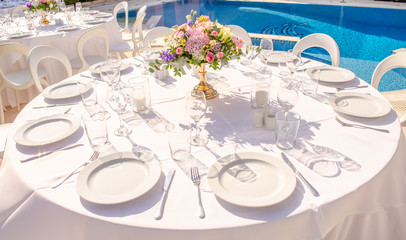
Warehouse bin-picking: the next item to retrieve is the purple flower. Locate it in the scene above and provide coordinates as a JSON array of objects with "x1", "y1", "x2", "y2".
[
  {"x1": 160, "y1": 50, "x2": 176, "y2": 63},
  {"x1": 185, "y1": 32, "x2": 190, "y2": 37},
  {"x1": 187, "y1": 20, "x2": 193, "y2": 27}
]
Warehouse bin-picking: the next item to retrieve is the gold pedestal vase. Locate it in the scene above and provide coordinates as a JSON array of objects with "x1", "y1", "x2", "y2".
[{"x1": 193, "y1": 63, "x2": 218, "y2": 99}]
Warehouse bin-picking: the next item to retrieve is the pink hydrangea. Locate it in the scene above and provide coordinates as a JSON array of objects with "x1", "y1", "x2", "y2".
[
  {"x1": 185, "y1": 28, "x2": 210, "y2": 54},
  {"x1": 216, "y1": 52, "x2": 224, "y2": 59},
  {"x1": 206, "y1": 52, "x2": 215, "y2": 62}
]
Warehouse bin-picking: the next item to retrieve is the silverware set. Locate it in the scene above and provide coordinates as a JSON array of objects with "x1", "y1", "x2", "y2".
[
  {"x1": 20, "y1": 143, "x2": 84, "y2": 162},
  {"x1": 191, "y1": 167, "x2": 205, "y2": 218},
  {"x1": 335, "y1": 117, "x2": 389, "y2": 133},
  {"x1": 52, "y1": 150, "x2": 100, "y2": 188}
]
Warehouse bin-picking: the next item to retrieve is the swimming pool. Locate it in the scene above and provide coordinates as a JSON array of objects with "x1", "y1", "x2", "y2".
[{"x1": 124, "y1": 0, "x2": 406, "y2": 91}]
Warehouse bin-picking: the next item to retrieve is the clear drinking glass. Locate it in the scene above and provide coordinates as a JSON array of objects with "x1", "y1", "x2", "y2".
[
  {"x1": 259, "y1": 38, "x2": 273, "y2": 63},
  {"x1": 277, "y1": 82, "x2": 299, "y2": 112},
  {"x1": 107, "y1": 88, "x2": 132, "y2": 136},
  {"x1": 185, "y1": 90, "x2": 207, "y2": 146}
]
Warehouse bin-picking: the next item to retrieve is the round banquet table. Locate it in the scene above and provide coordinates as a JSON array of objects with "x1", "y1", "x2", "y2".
[
  {"x1": 0, "y1": 57, "x2": 405, "y2": 240},
  {"x1": 0, "y1": 12, "x2": 126, "y2": 108}
]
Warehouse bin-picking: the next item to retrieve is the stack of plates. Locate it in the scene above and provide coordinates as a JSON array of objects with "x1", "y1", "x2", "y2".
[
  {"x1": 208, "y1": 152, "x2": 296, "y2": 207},
  {"x1": 306, "y1": 66, "x2": 356, "y2": 83},
  {"x1": 328, "y1": 92, "x2": 391, "y2": 118},
  {"x1": 76, "y1": 152, "x2": 161, "y2": 204}
]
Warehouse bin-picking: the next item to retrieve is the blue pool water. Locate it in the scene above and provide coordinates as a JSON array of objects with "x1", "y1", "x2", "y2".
[{"x1": 124, "y1": 0, "x2": 406, "y2": 91}]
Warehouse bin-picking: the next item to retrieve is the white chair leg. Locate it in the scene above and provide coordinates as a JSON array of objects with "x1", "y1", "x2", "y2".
[
  {"x1": 15, "y1": 90, "x2": 21, "y2": 112},
  {"x1": 0, "y1": 97, "x2": 4, "y2": 124}
]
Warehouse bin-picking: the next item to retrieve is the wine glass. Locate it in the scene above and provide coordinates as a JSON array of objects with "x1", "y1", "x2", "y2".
[
  {"x1": 286, "y1": 50, "x2": 302, "y2": 80},
  {"x1": 260, "y1": 38, "x2": 273, "y2": 63},
  {"x1": 140, "y1": 44, "x2": 153, "y2": 74},
  {"x1": 106, "y1": 88, "x2": 132, "y2": 136},
  {"x1": 277, "y1": 82, "x2": 299, "y2": 112},
  {"x1": 60, "y1": 0, "x2": 67, "y2": 12},
  {"x1": 185, "y1": 90, "x2": 207, "y2": 146}
]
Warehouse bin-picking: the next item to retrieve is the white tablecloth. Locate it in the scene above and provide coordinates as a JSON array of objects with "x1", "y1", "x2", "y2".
[
  {"x1": 0, "y1": 13, "x2": 125, "y2": 107},
  {"x1": 0, "y1": 58, "x2": 405, "y2": 239}
]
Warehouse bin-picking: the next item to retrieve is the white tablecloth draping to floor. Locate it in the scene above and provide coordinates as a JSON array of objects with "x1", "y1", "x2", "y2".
[
  {"x1": 0, "y1": 14, "x2": 126, "y2": 108},
  {"x1": 0, "y1": 58, "x2": 405, "y2": 239}
]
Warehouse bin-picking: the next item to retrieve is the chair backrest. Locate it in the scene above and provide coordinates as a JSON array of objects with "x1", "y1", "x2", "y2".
[
  {"x1": 371, "y1": 52, "x2": 406, "y2": 89},
  {"x1": 113, "y1": 1, "x2": 128, "y2": 32},
  {"x1": 28, "y1": 45, "x2": 73, "y2": 92},
  {"x1": 11, "y1": 5, "x2": 25, "y2": 17},
  {"x1": 293, "y1": 33, "x2": 340, "y2": 66},
  {"x1": 131, "y1": 13, "x2": 146, "y2": 57},
  {"x1": 142, "y1": 26, "x2": 174, "y2": 50},
  {"x1": 77, "y1": 27, "x2": 110, "y2": 72},
  {"x1": 228, "y1": 25, "x2": 252, "y2": 46},
  {"x1": 0, "y1": 42, "x2": 33, "y2": 90},
  {"x1": 136, "y1": 5, "x2": 147, "y2": 20}
]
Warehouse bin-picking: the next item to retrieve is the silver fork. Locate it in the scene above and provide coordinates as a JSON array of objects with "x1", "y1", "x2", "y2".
[
  {"x1": 52, "y1": 151, "x2": 100, "y2": 188},
  {"x1": 191, "y1": 167, "x2": 205, "y2": 218},
  {"x1": 335, "y1": 117, "x2": 389, "y2": 133},
  {"x1": 336, "y1": 85, "x2": 368, "y2": 91}
]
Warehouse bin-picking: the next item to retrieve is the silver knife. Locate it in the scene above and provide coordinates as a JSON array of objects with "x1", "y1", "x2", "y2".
[
  {"x1": 281, "y1": 153, "x2": 320, "y2": 197},
  {"x1": 154, "y1": 169, "x2": 176, "y2": 220},
  {"x1": 33, "y1": 103, "x2": 78, "y2": 109},
  {"x1": 20, "y1": 143, "x2": 84, "y2": 162}
]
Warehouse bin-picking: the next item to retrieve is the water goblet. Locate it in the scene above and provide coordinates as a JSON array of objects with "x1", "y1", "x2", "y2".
[
  {"x1": 277, "y1": 82, "x2": 299, "y2": 112},
  {"x1": 60, "y1": 0, "x2": 67, "y2": 12},
  {"x1": 106, "y1": 88, "x2": 132, "y2": 136},
  {"x1": 185, "y1": 90, "x2": 207, "y2": 146}
]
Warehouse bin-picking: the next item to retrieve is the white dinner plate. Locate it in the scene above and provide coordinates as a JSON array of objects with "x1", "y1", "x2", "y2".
[
  {"x1": 77, "y1": 152, "x2": 161, "y2": 204},
  {"x1": 89, "y1": 61, "x2": 131, "y2": 74},
  {"x1": 260, "y1": 51, "x2": 293, "y2": 64},
  {"x1": 94, "y1": 13, "x2": 112, "y2": 18},
  {"x1": 42, "y1": 80, "x2": 92, "y2": 100},
  {"x1": 208, "y1": 152, "x2": 296, "y2": 207},
  {"x1": 57, "y1": 25, "x2": 80, "y2": 32},
  {"x1": 306, "y1": 66, "x2": 356, "y2": 83},
  {"x1": 84, "y1": 19, "x2": 106, "y2": 25},
  {"x1": 14, "y1": 115, "x2": 81, "y2": 146},
  {"x1": 8, "y1": 32, "x2": 32, "y2": 39},
  {"x1": 328, "y1": 92, "x2": 391, "y2": 118}
]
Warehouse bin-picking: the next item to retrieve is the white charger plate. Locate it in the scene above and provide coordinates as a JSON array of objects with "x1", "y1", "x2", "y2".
[
  {"x1": 94, "y1": 13, "x2": 112, "y2": 18},
  {"x1": 8, "y1": 32, "x2": 32, "y2": 39},
  {"x1": 260, "y1": 51, "x2": 293, "y2": 64},
  {"x1": 42, "y1": 80, "x2": 92, "y2": 100},
  {"x1": 77, "y1": 152, "x2": 161, "y2": 204},
  {"x1": 84, "y1": 19, "x2": 106, "y2": 24},
  {"x1": 328, "y1": 92, "x2": 391, "y2": 118},
  {"x1": 57, "y1": 25, "x2": 80, "y2": 32},
  {"x1": 89, "y1": 61, "x2": 131, "y2": 74},
  {"x1": 14, "y1": 115, "x2": 81, "y2": 146},
  {"x1": 306, "y1": 66, "x2": 355, "y2": 83},
  {"x1": 208, "y1": 152, "x2": 296, "y2": 207}
]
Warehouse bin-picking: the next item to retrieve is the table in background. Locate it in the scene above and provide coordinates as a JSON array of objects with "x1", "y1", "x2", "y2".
[
  {"x1": 0, "y1": 13, "x2": 123, "y2": 108},
  {"x1": 0, "y1": 58, "x2": 405, "y2": 239}
]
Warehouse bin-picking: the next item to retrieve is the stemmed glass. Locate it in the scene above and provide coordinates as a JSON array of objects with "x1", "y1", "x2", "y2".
[
  {"x1": 286, "y1": 50, "x2": 302, "y2": 80},
  {"x1": 140, "y1": 44, "x2": 153, "y2": 74},
  {"x1": 185, "y1": 90, "x2": 207, "y2": 146},
  {"x1": 60, "y1": 0, "x2": 67, "y2": 12},
  {"x1": 107, "y1": 88, "x2": 132, "y2": 136},
  {"x1": 277, "y1": 82, "x2": 299, "y2": 112},
  {"x1": 260, "y1": 38, "x2": 273, "y2": 63}
]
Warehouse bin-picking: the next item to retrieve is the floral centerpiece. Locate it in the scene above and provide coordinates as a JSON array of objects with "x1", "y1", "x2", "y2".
[
  {"x1": 25, "y1": 0, "x2": 59, "y2": 24},
  {"x1": 154, "y1": 10, "x2": 244, "y2": 99}
]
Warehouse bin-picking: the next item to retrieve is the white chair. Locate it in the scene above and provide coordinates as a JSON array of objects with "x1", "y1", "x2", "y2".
[
  {"x1": 113, "y1": 1, "x2": 129, "y2": 33},
  {"x1": 141, "y1": 26, "x2": 174, "y2": 51},
  {"x1": 10, "y1": 4, "x2": 25, "y2": 17},
  {"x1": 293, "y1": 33, "x2": 340, "y2": 67},
  {"x1": 28, "y1": 45, "x2": 73, "y2": 93},
  {"x1": 371, "y1": 52, "x2": 406, "y2": 125},
  {"x1": 122, "y1": 5, "x2": 146, "y2": 41},
  {"x1": 130, "y1": 13, "x2": 146, "y2": 57},
  {"x1": 0, "y1": 42, "x2": 48, "y2": 124},
  {"x1": 70, "y1": 27, "x2": 110, "y2": 73},
  {"x1": 228, "y1": 25, "x2": 252, "y2": 46}
]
